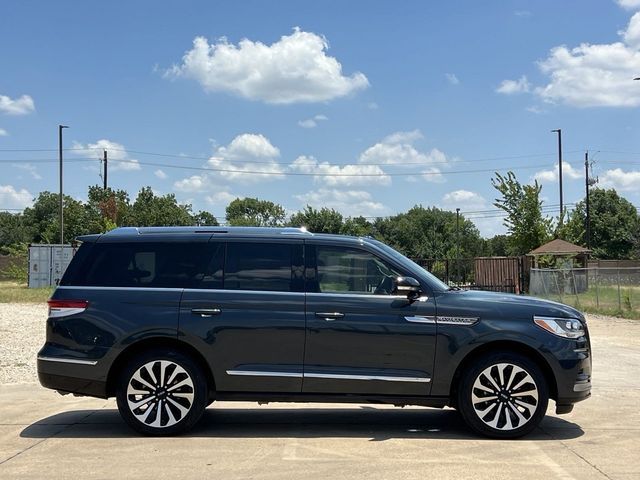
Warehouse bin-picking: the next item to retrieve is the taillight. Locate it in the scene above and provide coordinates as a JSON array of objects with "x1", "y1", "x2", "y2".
[{"x1": 47, "y1": 299, "x2": 89, "y2": 318}]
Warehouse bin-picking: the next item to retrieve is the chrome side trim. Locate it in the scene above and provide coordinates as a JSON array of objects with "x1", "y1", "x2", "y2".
[
  {"x1": 304, "y1": 372, "x2": 431, "y2": 383},
  {"x1": 37, "y1": 356, "x2": 97, "y2": 366},
  {"x1": 437, "y1": 316, "x2": 479, "y2": 326},
  {"x1": 226, "y1": 370, "x2": 303, "y2": 378},
  {"x1": 404, "y1": 315, "x2": 437, "y2": 324},
  {"x1": 306, "y1": 292, "x2": 408, "y2": 300},
  {"x1": 185, "y1": 288, "x2": 305, "y2": 296},
  {"x1": 225, "y1": 370, "x2": 431, "y2": 383},
  {"x1": 56, "y1": 285, "x2": 182, "y2": 292}
]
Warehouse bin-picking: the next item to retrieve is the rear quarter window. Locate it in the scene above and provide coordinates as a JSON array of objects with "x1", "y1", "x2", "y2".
[{"x1": 62, "y1": 242, "x2": 222, "y2": 289}]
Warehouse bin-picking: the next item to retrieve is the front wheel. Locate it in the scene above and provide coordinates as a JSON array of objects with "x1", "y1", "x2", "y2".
[
  {"x1": 457, "y1": 352, "x2": 549, "y2": 439},
  {"x1": 116, "y1": 349, "x2": 207, "y2": 436}
]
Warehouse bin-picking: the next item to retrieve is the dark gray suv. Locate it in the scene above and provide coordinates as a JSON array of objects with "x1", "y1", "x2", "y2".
[{"x1": 37, "y1": 226, "x2": 591, "y2": 438}]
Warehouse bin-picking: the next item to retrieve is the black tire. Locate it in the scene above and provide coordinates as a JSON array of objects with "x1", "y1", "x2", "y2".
[
  {"x1": 457, "y1": 352, "x2": 549, "y2": 439},
  {"x1": 116, "y1": 349, "x2": 208, "y2": 436}
]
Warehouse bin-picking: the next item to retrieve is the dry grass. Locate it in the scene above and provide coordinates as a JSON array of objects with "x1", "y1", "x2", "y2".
[{"x1": 0, "y1": 281, "x2": 53, "y2": 304}]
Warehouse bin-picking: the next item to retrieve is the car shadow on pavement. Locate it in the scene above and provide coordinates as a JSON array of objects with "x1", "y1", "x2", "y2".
[{"x1": 21, "y1": 407, "x2": 584, "y2": 441}]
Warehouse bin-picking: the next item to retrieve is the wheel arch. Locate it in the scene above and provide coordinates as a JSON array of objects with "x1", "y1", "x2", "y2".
[
  {"x1": 106, "y1": 337, "x2": 215, "y2": 399},
  {"x1": 448, "y1": 340, "x2": 558, "y2": 407}
]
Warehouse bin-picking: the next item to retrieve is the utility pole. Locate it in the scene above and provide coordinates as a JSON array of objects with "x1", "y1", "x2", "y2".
[
  {"x1": 551, "y1": 129, "x2": 563, "y2": 222},
  {"x1": 585, "y1": 151, "x2": 591, "y2": 250},
  {"x1": 103, "y1": 149, "x2": 108, "y2": 190},
  {"x1": 456, "y1": 208, "x2": 461, "y2": 285},
  {"x1": 58, "y1": 125, "x2": 69, "y2": 245}
]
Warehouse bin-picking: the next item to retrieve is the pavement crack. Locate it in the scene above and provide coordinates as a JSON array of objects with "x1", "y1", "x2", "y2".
[
  {"x1": 0, "y1": 408, "x2": 101, "y2": 467},
  {"x1": 539, "y1": 425, "x2": 613, "y2": 480}
]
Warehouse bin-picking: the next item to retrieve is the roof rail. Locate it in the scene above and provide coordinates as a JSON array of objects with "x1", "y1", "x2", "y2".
[
  {"x1": 103, "y1": 226, "x2": 314, "y2": 236},
  {"x1": 279, "y1": 227, "x2": 313, "y2": 236}
]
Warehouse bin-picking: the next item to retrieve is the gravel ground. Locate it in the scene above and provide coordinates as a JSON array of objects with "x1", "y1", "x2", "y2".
[
  {"x1": 0, "y1": 303, "x2": 636, "y2": 386},
  {"x1": 0, "y1": 303, "x2": 47, "y2": 384}
]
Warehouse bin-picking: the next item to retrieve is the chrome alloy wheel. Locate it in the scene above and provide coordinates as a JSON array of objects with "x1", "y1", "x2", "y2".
[
  {"x1": 126, "y1": 360, "x2": 195, "y2": 428},
  {"x1": 471, "y1": 362, "x2": 539, "y2": 431}
]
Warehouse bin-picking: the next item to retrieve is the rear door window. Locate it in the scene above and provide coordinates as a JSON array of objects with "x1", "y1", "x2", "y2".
[{"x1": 224, "y1": 242, "x2": 296, "y2": 292}]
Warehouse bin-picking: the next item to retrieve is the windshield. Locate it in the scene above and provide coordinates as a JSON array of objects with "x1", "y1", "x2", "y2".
[{"x1": 366, "y1": 239, "x2": 450, "y2": 291}]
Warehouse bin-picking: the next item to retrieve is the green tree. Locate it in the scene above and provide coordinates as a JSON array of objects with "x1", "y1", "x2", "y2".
[
  {"x1": 226, "y1": 197, "x2": 286, "y2": 226},
  {"x1": 483, "y1": 234, "x2": 510, "y2": 257},
  {"x1": 492, "y1": 171, "x2": 551, "y2": 255},
  {"x1": 125, "y1": 187, "x2": 194, "y2": 226},
  {"x1": 289, "y1": 206, "x2": 343, "y2": 233},
  {"x1": 23, "y1": 191, "x2": 93, "y2": 243},
  {"x1": 372, "y1": 205, "x2": 483, "y2": 259},
  {"x1": 561, "y1": 188, "x2": 640, "y2": 259},
  {"x1": 0, "y1": 212, "x2": 31, "y2": 247},
  {"x1": 193, "y1": 211, "x2": 219, "y2": 226},
  {"x1": 86, "y1": 185, "x2": 131, "y2": 232},
  {"x1": 341, "y1": 216, "x2": 374, "y2": 237}
]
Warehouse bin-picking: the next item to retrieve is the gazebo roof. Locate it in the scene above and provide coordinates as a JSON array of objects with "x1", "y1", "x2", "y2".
[{"x1": 528, "y1": 239, "x2": 591, "y2": 256}]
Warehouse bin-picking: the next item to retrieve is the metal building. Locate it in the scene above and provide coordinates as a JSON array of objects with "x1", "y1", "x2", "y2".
[{"x1": 28, "y1": 244, "x2": 76, "y2": 288}]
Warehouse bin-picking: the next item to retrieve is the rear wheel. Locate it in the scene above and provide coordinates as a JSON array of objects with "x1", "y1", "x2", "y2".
[
  {"x1": 457, "y1": 352, "x2": 548, "y2": 439},
  {"x1": 116, "y1": 349, "x2": 207, "y2": 436}
]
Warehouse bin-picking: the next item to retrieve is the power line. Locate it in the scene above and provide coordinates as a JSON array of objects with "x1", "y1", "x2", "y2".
[
  {"x1": 0, "y1": 147, "x2": 585, "y2": 167},
  {"x1": 104, "y1": 158, "x2": 553, "y2": 177}
]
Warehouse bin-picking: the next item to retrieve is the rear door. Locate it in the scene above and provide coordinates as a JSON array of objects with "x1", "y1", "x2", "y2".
[
  {"x1": 302, "y1": 242, "x2": 437, "y2": 396},
  {"x1": 179, "y1": 238, "x2": 306, "y2": 393}
]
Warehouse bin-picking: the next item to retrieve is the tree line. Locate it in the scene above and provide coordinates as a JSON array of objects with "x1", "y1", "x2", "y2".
[{"x1": 1, "y1": 173, "x2": 639, "y2": 264}]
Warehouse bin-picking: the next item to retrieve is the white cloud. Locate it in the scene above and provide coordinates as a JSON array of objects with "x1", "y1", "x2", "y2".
[
  {"x1": 154, "y1": 169, "x2": 168, "y2": 179},
  {"x1": 616, "y1": 0, "x2": 640, "y2": 10},
  {"x1": 600, "y1": 168, "x2": 640, "y2": 191},
  {"x1": 71, "y1": 139, "x2": 141, "y2": 171},
  {"x1": 11, "y1": 163, "x2": 42, "y2": 180},
  {"x1": 298, "y1": 114, "x2": 329, "y2": 128},
  {"x1": 207, "y1": 133, "x2": 284, "y2": 183},
  {"x1": 290, "y1": 155, "x2": 391, "y2": 186},
  {"x1": 440, "y1": 190, "x2": 504, "y2": 237},
  {"x1": 205, "y1": 190, "x2": 238, "y2": 206},
  {"x1": 0, "y1": 185, "x2": 33, "y2": 211},
  {"x1": 295, "y1": 188, "x2": 389, "y2": 217},
  {"x1": 442, "y1": 190, "x2": 485, "y2": 205},
  {"x1": 445, "y1": 73, "x2": 460, "y2": 85},
  {"x1": 623, "y1": 12, "x2": 640, "y2": 49},
  {"x1": 358, "y1": 130, "x2": 448, "y2": 183},
  {"x1": 380, "y1": 129, "x2": 424, "y2": 145},
  {"x1": 500, "y1": 11, "x2": 640, "y2": 107},
  {"x1": 533, "y1": 162, "x2": 583, "y2": 183},
  {"x1": 0, "y1": 94, "x2": 35, "y2": 115},
  {"x1": 166, "y1": 28, "x2": 369, "y2": 104},
  {"x1": 174, "y1": 174, "x2": 209, "y2": 192},
  {"x1": 496, "y1": 76, "x2": 531, "y2": 95},
  {"x1": 174, "y1": 133, "x2": 283, "y2": 194},
  {"x1": 514, "y1": 10, "x2": 532, "y2": 17},
  {"x1": 525, "y1": 105, "x2": 545, "y2": 114},
  {"x1": 0, "y1": 128, "x2": 7, "y2": 136}
]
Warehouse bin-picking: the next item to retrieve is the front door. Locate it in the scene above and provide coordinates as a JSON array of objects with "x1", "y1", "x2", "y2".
[
  {"x1": 302, "y1": 243, "x2": 437, "y2": 396},
  {"x1": 179, "y1": 239, "x2": 306, "y2": 393}
]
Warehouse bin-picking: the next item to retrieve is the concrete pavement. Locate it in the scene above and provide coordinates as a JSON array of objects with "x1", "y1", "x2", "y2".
[{"x1": 1, "y1": 314, "x2": 638, "y2": 479}]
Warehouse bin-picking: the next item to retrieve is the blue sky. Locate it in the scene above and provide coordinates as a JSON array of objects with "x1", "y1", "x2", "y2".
[{"x1": 1, "y1": 0, "x2": 640, "y2": 237}]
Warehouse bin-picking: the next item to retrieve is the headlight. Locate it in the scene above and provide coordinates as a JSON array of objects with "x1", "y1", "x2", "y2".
[{"x1": 533, "y1": 316, "x2": 585, "y2": 339}]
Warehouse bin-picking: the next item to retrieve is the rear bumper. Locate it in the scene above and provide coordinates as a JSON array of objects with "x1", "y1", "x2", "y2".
[
  {"x1": 38, "y1": 370, "x2": 107, "y2": 398},
  {"x1": 37, "y1": 347, "x2": 109, "y2": 398}
]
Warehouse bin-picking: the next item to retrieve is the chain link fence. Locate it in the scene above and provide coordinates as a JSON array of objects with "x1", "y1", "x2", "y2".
[{"x1": 529, "y1": 267, "x2": 640, "y2": 318}]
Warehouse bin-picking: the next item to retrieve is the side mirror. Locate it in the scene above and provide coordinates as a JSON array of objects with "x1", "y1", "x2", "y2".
[{"x1": 393, "y1": 276, "x2": 422, "y2": 301}]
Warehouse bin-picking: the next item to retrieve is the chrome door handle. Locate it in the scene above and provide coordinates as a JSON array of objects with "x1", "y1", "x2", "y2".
[
  {"x1": 315, "y1": 312, "x2": 344, "y2": 321},
  {"x1": 191, "y1": 308, "x2": 221, "y2": 317}
]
